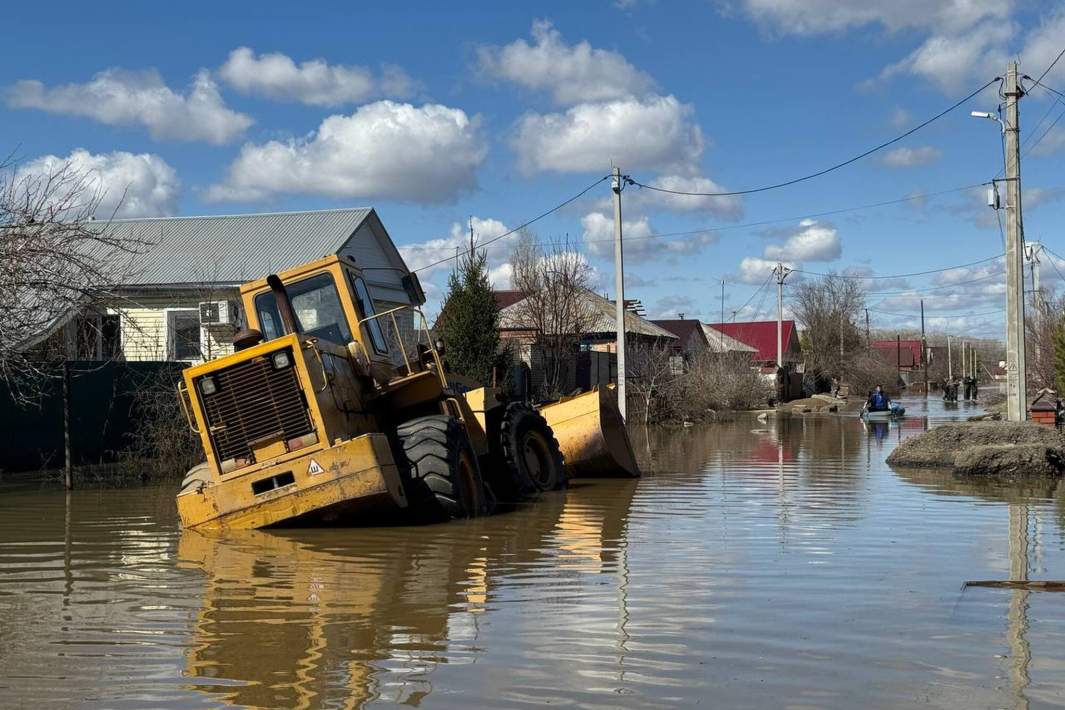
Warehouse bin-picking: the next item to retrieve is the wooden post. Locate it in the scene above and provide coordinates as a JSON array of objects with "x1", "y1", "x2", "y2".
[{"x1": 62, "y1": 361, "x2": 73, "y2": 490}]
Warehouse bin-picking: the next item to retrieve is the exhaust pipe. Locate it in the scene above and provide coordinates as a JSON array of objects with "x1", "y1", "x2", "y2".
[{"x1": 266, "y1": 274, "x2": 299, "y2": 335}]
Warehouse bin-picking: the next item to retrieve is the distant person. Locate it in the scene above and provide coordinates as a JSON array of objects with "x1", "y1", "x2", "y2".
[{"x1": 867, "y1": 384, "x2": 889, "y2": 412}]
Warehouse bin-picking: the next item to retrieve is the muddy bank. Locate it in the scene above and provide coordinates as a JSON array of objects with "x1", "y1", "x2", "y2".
[{"x1": 887, "y1": 422, "x2": 1065, "y2": 475}]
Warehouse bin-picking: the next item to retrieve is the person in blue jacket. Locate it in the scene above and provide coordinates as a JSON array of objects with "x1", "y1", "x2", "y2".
[{"x1": 867, "y1": 384, "x2": 889, "y2": 412}]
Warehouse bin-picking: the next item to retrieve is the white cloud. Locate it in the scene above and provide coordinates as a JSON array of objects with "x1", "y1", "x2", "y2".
[
  {"x1": 218, "y1": 47, "x2": 414, "y2": 106},
  {"x1": 875, "y1": 21, "x2": 1011, "y2": 94},
  {"x1": 207, "y1": 101, "x2": 486, "y2": 203},
  {"x1": 488, "y1": 262, "x2": 514, "y2": 289},
  {"x1": 890, "y1": 107, "x2": 911, "y2": 127},
  {"x1": 880, "y1": 145, "x2": 942, "y2": 168},
  {"x1": 478, "y1": 20, "x2": 654, "y2": 106},
  {"x1": 512, "y1": 95, "x2": 704, "y2": 174},
  {"x1": 16, "y1": 149, "x2": 180, "y2": 218},
  {"x1": 651, "y1": 294, "x2": 698, "y2": 319},
  {"x1": 763, "y1": 219, "x2": 841, "y2": 262},
  {"x1": 580, "y1": 211, "x2": 717, "y2": 260},
  {"x1": 398, "y1": 217, "x2": 510, "y2": 278},
  {"x1": 733, "y1": 0, "x2": 1007, "y2": 36},
  {"x1": 623, "y1": 173, "x2": 744, "y2": 219},
  {"x1": 6, "y1": 69, "x2": 252, "y2": 144},
  {"x1": 738, "y1": 256, "x2": 786, "y2": 284},
  {"x1": 1020, "y1": 10, "x2": 1065, "y2": 87}
]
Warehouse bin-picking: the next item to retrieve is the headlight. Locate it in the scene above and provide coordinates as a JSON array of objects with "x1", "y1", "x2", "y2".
[
  {"x1": 199, "y1": 376, "x2": 218, "y2": 396},
  {"x1": 272, "y1": 350, "x2": 292, "y2": 369}
]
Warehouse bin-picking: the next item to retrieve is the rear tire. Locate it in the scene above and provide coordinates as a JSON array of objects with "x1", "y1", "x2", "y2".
[
  {"x1": 397, "y1": 415, "x2": 488, "y2": 520},
  {"x1": 499, "y1": 403, "x2": 566, "y2": 495}
]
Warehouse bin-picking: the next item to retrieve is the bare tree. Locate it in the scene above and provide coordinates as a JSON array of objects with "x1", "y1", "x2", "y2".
[
  {"x1": 625, "y1": 339, "x2": 678, "y2": 428},
  {"x1": 1, "y1": 158, "x2": 146, "y2": 400},
  {"x1": 508, "y1": 231, "x2": 598, "y2": 398},
  {"x1": 792, "y1": 273, "x2": 866, "y2": 389},
  {"x1": 1027, "y1": 289, "x2": 1065, "y2": 392}
]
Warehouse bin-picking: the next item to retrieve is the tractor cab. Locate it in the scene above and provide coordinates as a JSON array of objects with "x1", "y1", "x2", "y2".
[{"x1": 239, "y1": 255, "x2": 432, "y2": 378}]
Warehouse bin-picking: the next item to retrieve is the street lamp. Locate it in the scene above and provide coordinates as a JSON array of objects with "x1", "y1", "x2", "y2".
[{"x1": 970, "y1": 110, "x2": 1005, "y2": 132}]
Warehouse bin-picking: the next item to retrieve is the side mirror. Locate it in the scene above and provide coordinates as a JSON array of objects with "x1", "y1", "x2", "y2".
[{"x1": 401, "y1": 272, "x2": 426, "y2": 306}]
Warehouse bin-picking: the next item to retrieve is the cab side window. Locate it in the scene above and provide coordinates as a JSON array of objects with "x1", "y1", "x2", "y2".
[{"x1": 347, "y1": 272, "x2": 389, "y2": 355}]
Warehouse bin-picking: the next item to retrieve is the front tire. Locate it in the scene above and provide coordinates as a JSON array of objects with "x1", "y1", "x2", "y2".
[
  {"x1": 397, "y1": 415, "x2": 488, "y2": 520},
  {"x1": 499, "y1": 403, "x2": 566, "y2": 495}
]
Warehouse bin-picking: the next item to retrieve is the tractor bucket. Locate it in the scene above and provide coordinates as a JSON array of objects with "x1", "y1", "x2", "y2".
[{"x1": 537, "y1": 387, "x2": 640, "y2": 478}]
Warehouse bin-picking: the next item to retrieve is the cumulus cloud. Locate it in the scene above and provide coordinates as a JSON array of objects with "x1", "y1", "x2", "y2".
[
  {"x1": 651, "y1": 294, "x2": 698, "y2": 319},
  {"x1": 478, "y1": 20, "x2": 654, "y2": 106},
  {"x1": 738, "y1": 256, "x2": 787, "y2": 284},
  {"x1": 398, "y1": 216, "x2": 510, "y2": 278},
  {"x1": 763, "y1": 219, "x2": 841, "y2": 262},
  {"x1": 512, "y1": 95, "x2": 704, "y2": 174},
  {"x1": 622, "y1": 173, "x2": 743, "y2": 219},
  {"x1": 874, "y1": 21, "x2": 1011, "y2": 94},
  {"x1": 207, "y1": 101, "x2": 486, "y2": 203},
  {"x1": 15, "y1": 149, "x2": 180, "y2": 218},
  {"x1": 580, "y1": 211, "x2": 717, "y2": 260},
  {"x1": 1031, "y1": 127, "x2": 1065, "y2": 156},
  {"x1": 889, "y1": 107, "x2": 912, "y2": 127},
  {"x1": 218, "y1": 47, "x2": 414, "y2": 106},
  {"x1": 6, "y1": 69, "x2": 252, "y2": 144},
  {"x1": 880, "y1": 145, "x2": 942, "y2": 168},
  {"x1": 731, "y1": 0, "x2": 1007, "y2": 37}
]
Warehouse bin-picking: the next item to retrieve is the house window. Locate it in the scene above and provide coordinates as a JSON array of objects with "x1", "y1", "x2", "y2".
[{"x1": 168, "y1": 310, "x2": 202, "y2": 361}]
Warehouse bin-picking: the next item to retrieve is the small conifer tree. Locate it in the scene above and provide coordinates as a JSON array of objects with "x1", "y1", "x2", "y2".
[{"x1": 436, "y1": 246, "x2": 501, "y2": 385}]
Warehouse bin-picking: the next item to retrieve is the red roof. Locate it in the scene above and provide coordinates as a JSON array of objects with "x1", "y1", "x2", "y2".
[
  {"x1": 706, "y1": 320, "x2": 799, "y2": 362},
  {"x1": 871, "y1": 339, "x2": 923, "y2": 368},
  {"x1": 493, "y1": 290, "x2": 526, "y2": 310}
]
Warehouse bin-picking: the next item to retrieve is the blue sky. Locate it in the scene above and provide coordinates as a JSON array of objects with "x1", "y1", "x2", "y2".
[{"x1": 4, "y1": 1, "x2": 1065, "y2": 337}]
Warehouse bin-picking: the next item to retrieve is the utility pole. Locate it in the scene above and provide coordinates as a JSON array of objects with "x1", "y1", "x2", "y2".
[
  {"x1": 921, "y1": 299, "x2": 928, "y2": 395},
  {"x1": 612, "y1": 166, "x2": 627, "y2": 422},
  {"x1": 774, "y1": 263, "x2": 792, "y2": 368},
  {"x1": 720, "y1": 279, "x2": 725, "y2": 324},
  {"x1": 839, "y1": 310, "x2": 844, "y2": 358},
  {"x1": 1003, "y1": 60, "x2": 1028, "y2": 422},
  {"x1": 864, "y1": 308, "x2": 870, "y2": 345}
]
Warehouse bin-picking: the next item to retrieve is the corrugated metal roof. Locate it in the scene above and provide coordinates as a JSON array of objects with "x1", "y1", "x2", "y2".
[
  {"x1": 499, "y1": 290, "x2": 676, "y2": 339},
  {"x1": 701, "y1": 324, "x2": 757, "y2": 353},
  {"x1": 96, "y1": 208, "x2": 374, "y2": 286}
]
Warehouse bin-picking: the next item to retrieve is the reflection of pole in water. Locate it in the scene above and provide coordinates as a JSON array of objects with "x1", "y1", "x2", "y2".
[{"x1": 1007, "y1": 503, "x2": 1031, "y2": 710}]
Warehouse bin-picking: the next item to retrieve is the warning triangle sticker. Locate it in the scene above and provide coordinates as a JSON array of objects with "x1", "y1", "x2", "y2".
[{"x1": 307, "y1": 459, "x2": 325, "y2": 475}]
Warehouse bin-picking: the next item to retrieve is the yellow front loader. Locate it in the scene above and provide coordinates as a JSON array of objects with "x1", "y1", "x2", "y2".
[{"x1": 175, "y1": 254, "x2": 637, "y2": 531}]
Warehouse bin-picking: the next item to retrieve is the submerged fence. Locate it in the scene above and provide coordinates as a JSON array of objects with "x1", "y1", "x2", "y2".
[{"x1": 0, "y1": 361, "x2": 184, "y2": 474}]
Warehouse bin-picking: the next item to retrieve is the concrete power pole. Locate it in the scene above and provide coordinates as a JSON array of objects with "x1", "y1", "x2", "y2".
[
  {"x1": 774, "y1": 263, "x2": 792, "y2": 368},
  {"x1": 921, "y1": 299, "x2": 928, "y2": 395},
  {"x1": 612, "y1": 166, "x2": 627, "y2": 421},
  {"x1": 1004, "y1": 61, "x2": 1028, "y2": 422}
]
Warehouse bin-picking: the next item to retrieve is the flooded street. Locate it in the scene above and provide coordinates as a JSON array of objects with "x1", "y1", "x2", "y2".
[{"x1": 3, "y1": 398, "x2": 1065, "y2": 708}]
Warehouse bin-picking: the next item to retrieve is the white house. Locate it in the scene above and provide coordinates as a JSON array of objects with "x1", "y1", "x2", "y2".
[{"x1": 39, "y1": 208, "x2": 416, "y2": 364}]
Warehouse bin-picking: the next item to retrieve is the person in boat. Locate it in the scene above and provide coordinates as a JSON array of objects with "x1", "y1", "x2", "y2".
[{"x1": 867, "y1": 385, "x2": 890, "y2": 412}]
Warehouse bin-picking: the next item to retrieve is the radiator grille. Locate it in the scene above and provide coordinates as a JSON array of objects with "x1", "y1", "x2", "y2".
[{"x1": 200, "y1": 351, "x2": 313, "y2": 464}]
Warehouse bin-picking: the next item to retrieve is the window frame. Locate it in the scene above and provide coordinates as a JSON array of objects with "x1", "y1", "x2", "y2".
[
  {"x1": 165, "y1": 308, "x2": 203, "y2": 362},
  {"x1": 253, "y1": 272, "x2": 353, "y2": 346},
  {"x1": 346, "y1": 271, "x2": 390, "y2": 356}
]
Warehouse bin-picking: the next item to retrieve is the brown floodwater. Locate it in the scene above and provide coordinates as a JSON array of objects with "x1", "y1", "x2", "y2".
[{"x1": 3, "y1": 397, "x2": 1065, "y2": 709}]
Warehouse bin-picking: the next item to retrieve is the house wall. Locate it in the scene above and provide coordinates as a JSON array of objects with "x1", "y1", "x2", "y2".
[{"x1": 110, "y1": 289, "x2": 241, "y2": 364}]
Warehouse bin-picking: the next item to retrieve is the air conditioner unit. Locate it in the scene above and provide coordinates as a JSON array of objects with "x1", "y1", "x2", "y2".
[{"x1": 199, "y1": 300, "x2": 239, "y2": 327}]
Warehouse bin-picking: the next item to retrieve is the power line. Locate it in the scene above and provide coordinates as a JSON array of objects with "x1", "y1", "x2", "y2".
[
  {"x1": 868, "y1": 306, "x2": 1005, "y2": 318},
  {"x1": 626, "y1": 78, "x2": 1000, "y2": 198},
  {"x1": 865, "y1": 272, "x2": 1003, "y2": 297},
  {"x1": 410, "y1": 175, "x2": 610, "y2": 274},
  {"x1": 732, "y1": 273, "x2": 773, "y2": 319},
  {"x1": 796, "y1": 253, "x2": 1003, "y2": 281},
  {"x1": 1019, "y1": 46, "x2": 1065, "y2": 149}
]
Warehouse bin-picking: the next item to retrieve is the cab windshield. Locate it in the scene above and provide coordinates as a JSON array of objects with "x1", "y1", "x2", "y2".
[{"x1": 255, "y1": 273, "x2": 352, "y2": 345}]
